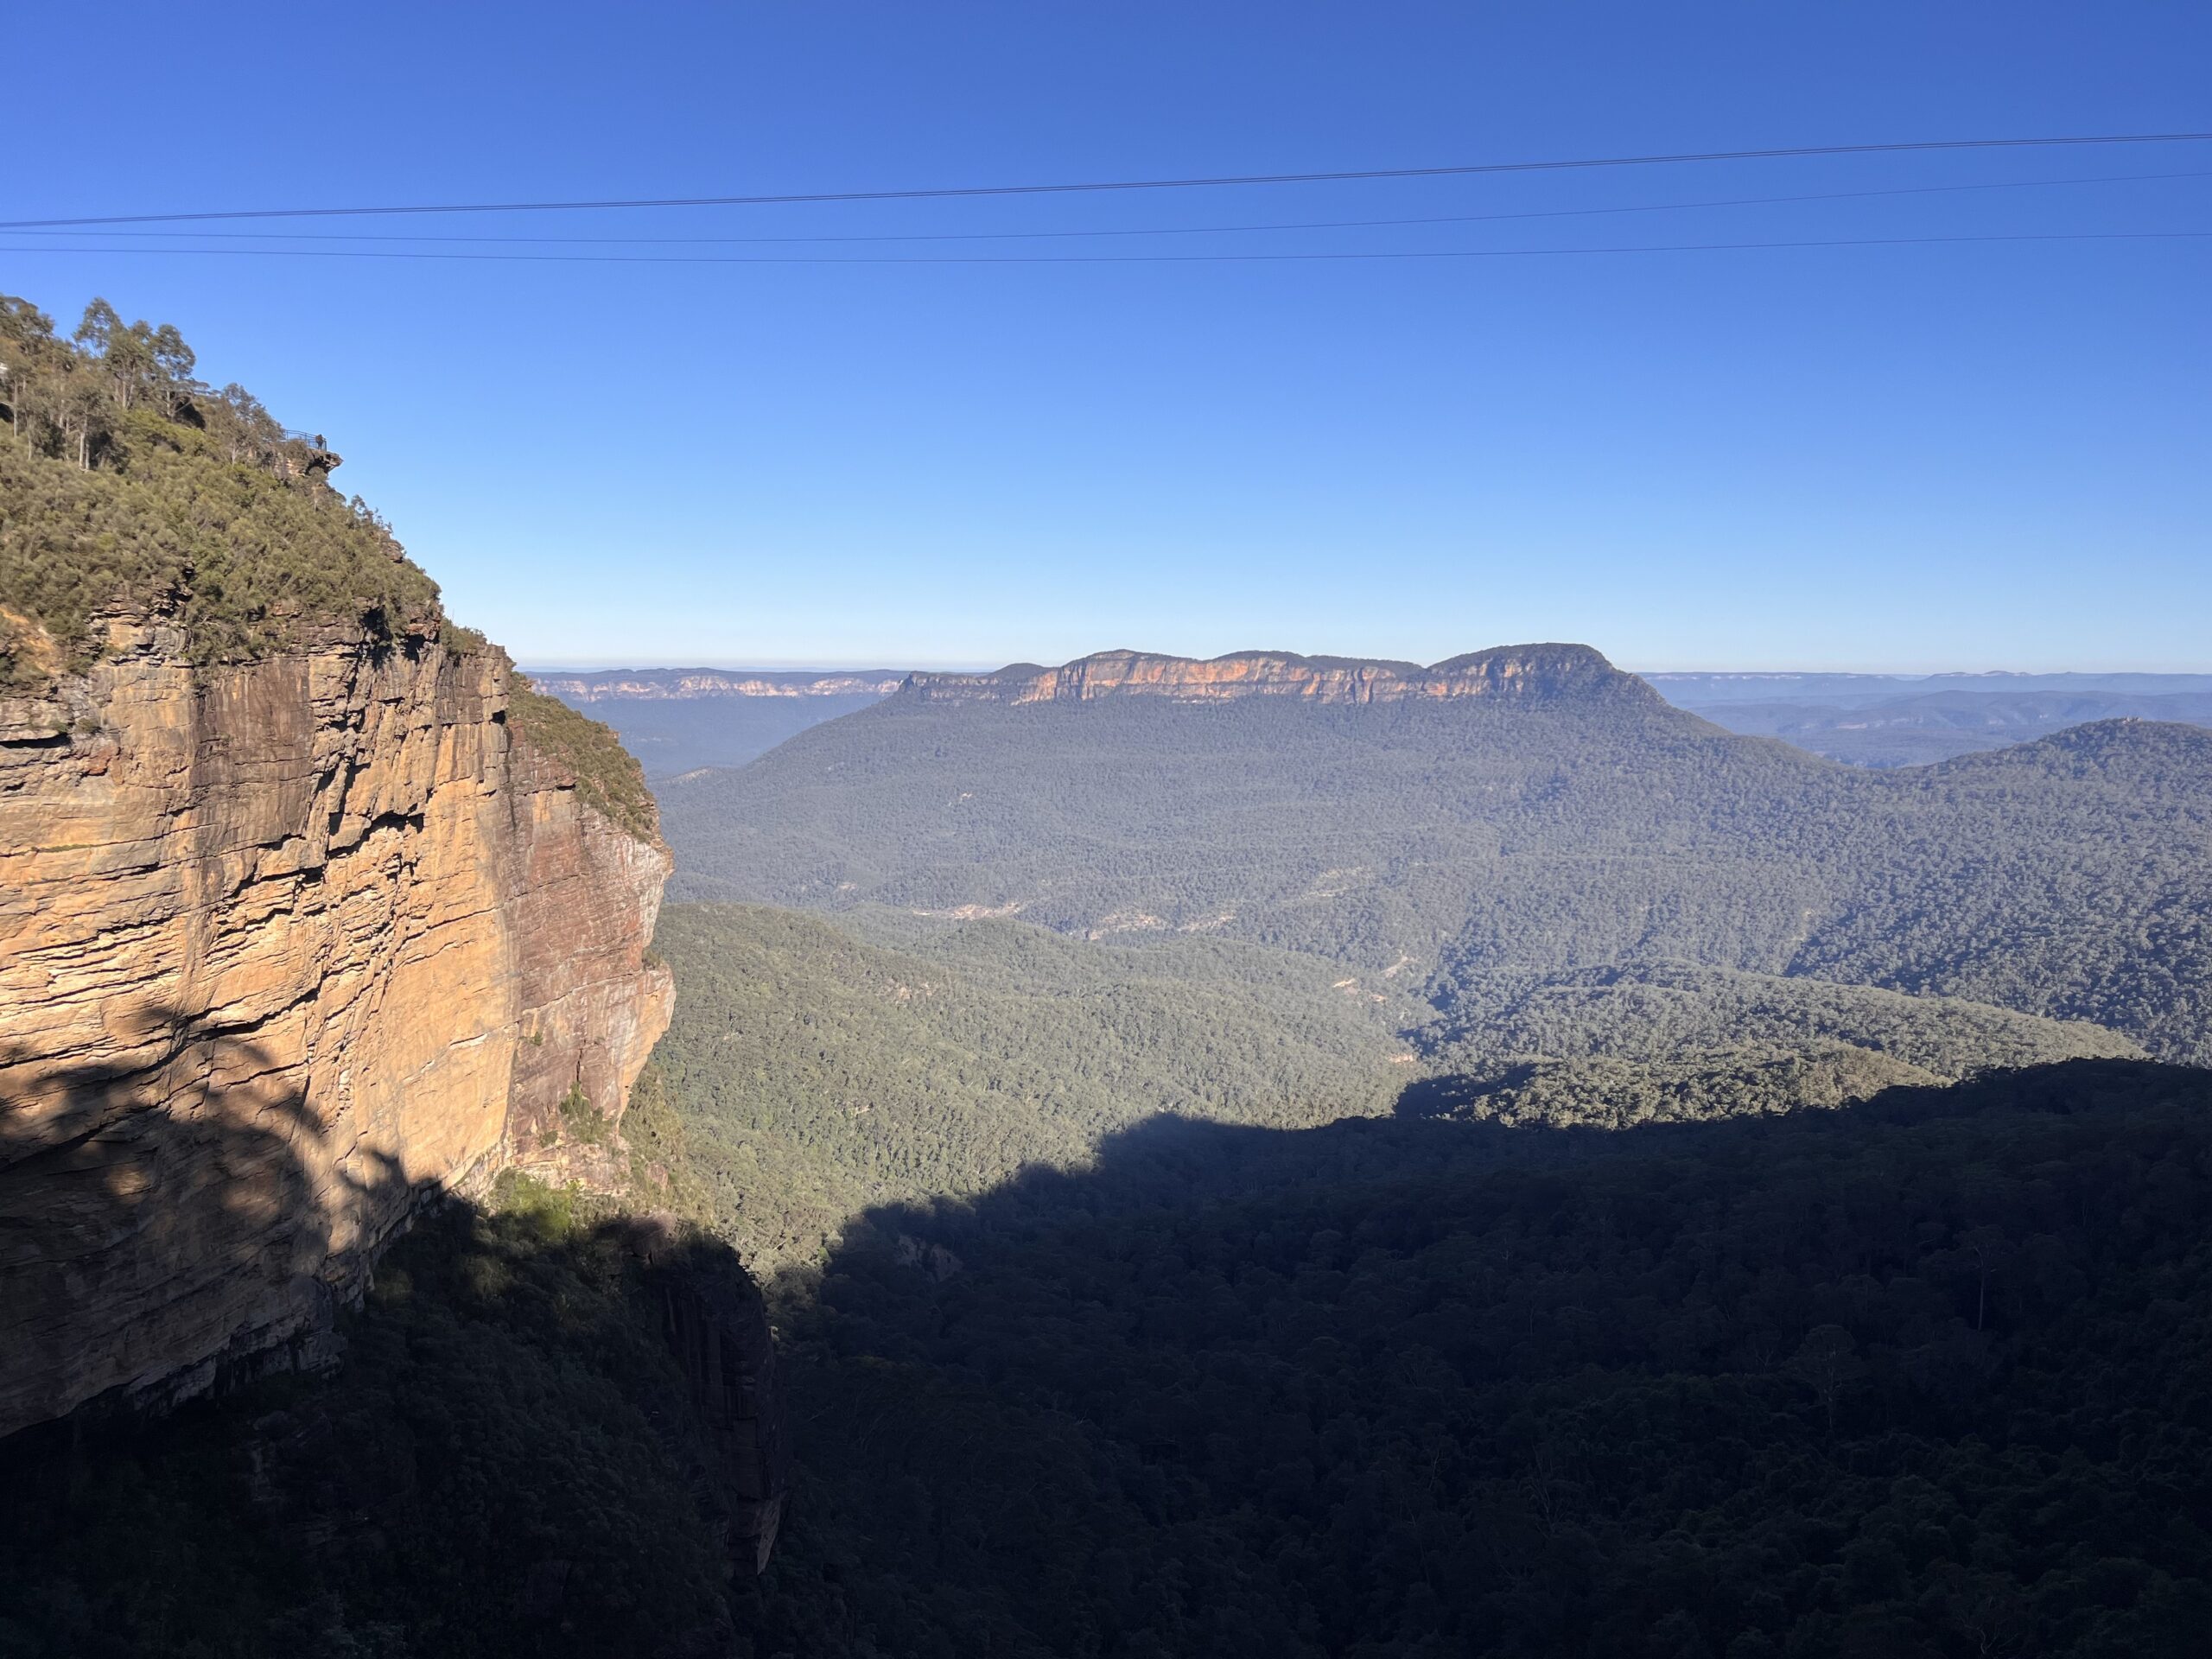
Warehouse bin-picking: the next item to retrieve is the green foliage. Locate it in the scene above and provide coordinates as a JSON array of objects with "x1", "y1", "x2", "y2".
[
  {"x1": 0, "y1": 292, "x2": 449, "y2": 686},
  {"x1": 1424, "y1": 959, "x2": 2142, "y2": 1076},
  {"x1": 652, "y1": 901, "x2": 2145, "y2": 1264},
  {"x1": 507, "y1": 677, "x2": 660, "y2": 842},
  {"x1": 0, "y1": 1189, "x2": 812, "y2": 1659},
  {"x1": 1405, "y1": 960, "x2": 2143, "y2": 1126},
  {"x1": 616, "y1": 1062, "x2": 715, "y2": 1217},
  {"x1": 649, "y1": 902, "x2": 1407, "y2": 1267},
  {"x1": 662, "y1": 687, "x2": 2212, "y2": 1061},
  {"x1": 1411, "y1": 1041, "x2": 1941, "y2": 1126},
  {"x1": 550, "y1": 1082, "x2": 612, "y2": 1147},
  {"x1": 770, "y1": 1060, "x2": 2212, "y2": 1657}
]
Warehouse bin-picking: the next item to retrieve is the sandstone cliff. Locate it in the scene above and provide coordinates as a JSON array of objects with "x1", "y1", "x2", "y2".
[
  {"x1": 902, "y1": 643, "x2": 1659, "y2": 705},
  {"x1": 0, "y1": 613, "x2": 673, "y2": 1438}
]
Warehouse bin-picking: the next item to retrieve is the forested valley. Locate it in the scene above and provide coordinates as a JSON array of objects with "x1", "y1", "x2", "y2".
[
  {"x1": 617, "y1": 654, "x2": 2212, "y2": 1656},
  {"x1": 756, "y1": 1058, "x2": 2212, "y2": 1657},
  {"x1": 662, "y1": 671, "x2": 2212, "y2": 1063},
  {"x1": 7, "y1": 296, "x2": 2210, "y2": 1656},
  {"x1": 639, "y1": 902, "x2": 2139, "y2": 1269}
]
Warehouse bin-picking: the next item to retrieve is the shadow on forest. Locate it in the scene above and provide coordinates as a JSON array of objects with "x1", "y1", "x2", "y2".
[
  {"x1": 3, "y1": 1046, "x2": 2207, "y2": 1658},
  {"x1": 0, "y1": 1007, "x2": 434, "y2": 1442},
  {"x1": 0, "y1": 1007, "x2": 786, "y2": 1659},
  {"x1": 760, "y1": 1058, "x2": 2212, "y2": 1659}
]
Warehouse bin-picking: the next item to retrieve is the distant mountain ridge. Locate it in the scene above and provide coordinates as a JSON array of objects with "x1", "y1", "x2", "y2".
[
  {"x1": 525, "y1": 667, "x2": 910, "y2": 702},
  {"x1": 1647, "y1": 669, "x2": 2212, "y2": 705},
  {"x1": 1737, "y1": 688, "x2": 2212, "y2": 729},
  {"x1": 521, "y1": 667, "x2": 913, "y2": 779},
  {"x1": 662, "y1": 641, "x2": 2212, "y2": 1064},
  {"x1": 531, "y1": 656, "x2": 2212, "y2": 773},
  {"x1": 1656, "y1": 673, "x2": 2212, "y2": 766},
  {"x1": 904, "y1": 643, "x2": 1659, "y2": 706}
]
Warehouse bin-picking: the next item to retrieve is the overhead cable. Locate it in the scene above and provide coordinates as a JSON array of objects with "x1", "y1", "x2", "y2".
[{"x1": 5, "y1": 130, "x2": 2211, "y2": 231}]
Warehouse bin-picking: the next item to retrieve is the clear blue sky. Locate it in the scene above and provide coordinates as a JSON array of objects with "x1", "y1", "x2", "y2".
[{"x1": 9, "y1": 3, "x2": 2208, "y2": 671}]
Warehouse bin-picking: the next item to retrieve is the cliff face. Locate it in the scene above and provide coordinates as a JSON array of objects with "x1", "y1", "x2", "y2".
[
  {"x1": 903, "y1": 644, "x2": 1659, "y2": 706},
  {"x1": 0, "y1": 615, "x2": 672, "y2": 1438}
]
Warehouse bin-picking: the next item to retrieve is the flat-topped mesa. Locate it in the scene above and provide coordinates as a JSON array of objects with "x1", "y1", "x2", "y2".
[{"x1": 902, "y1": 643, "x2": 1659, "y2": 707}]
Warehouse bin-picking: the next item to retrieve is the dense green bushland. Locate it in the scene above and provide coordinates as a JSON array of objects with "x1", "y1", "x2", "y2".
[
  {"x1": 0, "y1": 1179, "x2": 823, "y2": 1659},
  {"x1": 662, "y1": 684, "x2": 2212, "y2": 1061},
  {"x1": 0, "y1": 293, "x2": 445, "y2": 685},
  {"x1": 648, "y1": 903, "x2": 1408, "y2": 1266},
  {"x1": 770, "y1": 1059, "x2": 2212, "y2": 1658},
  {"x1": 13, "y1": 1062, "x2": 2207, "y2": 1656},
  {"x1": 1408, "y1": 1042, "x2": 1950, "y2": 1127},
  {"x1": 1422, "y1": 960, "x2": 2141, "y2": 1077},
  {"x1": 508, "y1": 677, "x2": 662, "y2": 842},
  {"x1": 649, "y1": 904, "x2": 2135, "y2": 1262},
  {"x1": 1408, "y1": 960, "x2": 2143, "y2": 1125},
  {"x1": 0, "y1": 292, "x2": 659, "y2": 843},
  {"x1": 635, "y1": 903, "x2": 2207, "y2": 1652}
]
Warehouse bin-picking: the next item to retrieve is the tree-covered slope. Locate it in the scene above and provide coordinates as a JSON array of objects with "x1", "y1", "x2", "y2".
[
  {"x1": 1, "y1": 293, "x2": 454, "y2": 685},
  {"x1": 0, "y1": 1181, "x2": 810, "y2": 1659},
  {"x1": 1785, "y1": 721, "x2": 2212, "y2": 1051},
  {"x1": 646, "y1": 902, "x2": 2135, "y2": 1264},
  {"x1": 660, "y1": 658, "x2": 2212, "y2": 1062},
  {"x1": 1408, "y1": 959, "x2": 2142, "y2": 1127},
  {"x1": 1424, "y1": 959, "x2": 2141, "y2": 1071},
  {"x1": 769, "y1": 1058, "x2": 2212, "y2": 1658},
  {"x1": 646, "y1": 903, "x2": 1409, "y2": 1266},
  {"x1": 660, "y1": 666, "x2": 1818, "y2": 965}
]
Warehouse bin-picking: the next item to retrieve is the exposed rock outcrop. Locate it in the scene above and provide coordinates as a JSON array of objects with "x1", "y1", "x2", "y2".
[
  {"x1": 0, "y1": 615, "x2": 672, "y2": 1438},
  {"x1": 903, "y1": 643, "x2": 1658, "y2": 706}
]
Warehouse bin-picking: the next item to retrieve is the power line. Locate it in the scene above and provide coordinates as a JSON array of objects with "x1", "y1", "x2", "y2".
[
  {"x1": 10, "y1": 168, "x2": 2207, "y2": 248},
  {"x1": 6, "y1": 130, "x2": 2211, "y2": 231},
  {"x1": 4, "y1": 229, "x2": 2205, "y2": 266}
]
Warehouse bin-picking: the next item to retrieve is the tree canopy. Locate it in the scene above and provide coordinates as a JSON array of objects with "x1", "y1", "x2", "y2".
[
  {"x1": 662, "y1": 690, "x2": 2212, "y2": 1062},
  {"x1": 0, "y1": 292, "x2": 446, "y2": 686}
]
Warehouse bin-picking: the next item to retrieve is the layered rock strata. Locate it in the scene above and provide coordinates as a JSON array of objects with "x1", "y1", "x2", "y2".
[
  {"x1": 0, "y1": 616, "x2": 672, "y2": 1438},
  {"x1": 902, "y1": 644, "x2": 1657, "y2": 706}
]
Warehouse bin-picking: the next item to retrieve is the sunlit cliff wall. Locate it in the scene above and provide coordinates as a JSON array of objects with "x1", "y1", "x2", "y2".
[
  {"x1": 902, "y1": 643, "x2": 1660, "y2": 705},
  {"x1": 0, "y1": 616, "x2": 672, "y2": 1437}
]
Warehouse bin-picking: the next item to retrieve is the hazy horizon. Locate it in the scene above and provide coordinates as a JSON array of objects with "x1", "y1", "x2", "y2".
[
  {"x1": 518, "y1": 652, "x2": 2212, "y2": 678},
  {"x1": 11, "y1": 0, "x2": 2206, "y2": 673},
  {"x1": 8, "y1": 7, "x2": 2211, "y2": 1651}
]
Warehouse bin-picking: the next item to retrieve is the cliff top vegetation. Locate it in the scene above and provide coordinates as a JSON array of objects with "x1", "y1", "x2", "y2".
[
  {"x1": 508, "y1": 677, "x2": 662, "y2": 842},
  {"x1": 0, "y1": 292, "x2": 449, "y2": 688}
]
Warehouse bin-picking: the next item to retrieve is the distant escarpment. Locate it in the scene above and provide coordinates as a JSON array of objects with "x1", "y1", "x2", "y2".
[
  {"x1": 524, "y1": 667, "x2": 912, "y2": 780},
  {"x1": 904, "y1": 643, "x2": 1662, "y2": 706},
  {"x1": 528, "y1": 666, "x2": 910, "y2": 702},
  {"x1": 0, "y1": 294, "x2": 690, "y2": 1441},
  {"x1": 664, "y1": 642, "x2": 2212, "y2": 1064}
]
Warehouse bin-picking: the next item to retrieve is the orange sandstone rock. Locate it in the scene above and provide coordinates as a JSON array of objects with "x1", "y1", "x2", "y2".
[
  {"x1": 0, "y1": 619, "x2": 671, "y2": 1437},
  {"x1": 902, "y1": 643, "x2": 1655, "y2": 706}
]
